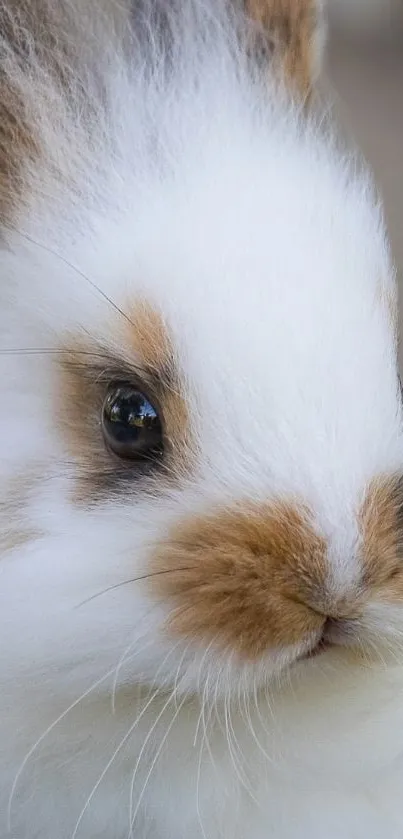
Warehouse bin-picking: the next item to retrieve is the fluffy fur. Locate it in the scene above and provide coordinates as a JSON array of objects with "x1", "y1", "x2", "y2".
[{"x1": 1, "y1": 1, "x2": 403, "y2": 837}]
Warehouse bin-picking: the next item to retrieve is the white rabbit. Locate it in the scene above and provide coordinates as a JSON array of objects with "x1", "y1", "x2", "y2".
[{"x1": 1, "y1": 1, "x2": 403, "y2": 838}]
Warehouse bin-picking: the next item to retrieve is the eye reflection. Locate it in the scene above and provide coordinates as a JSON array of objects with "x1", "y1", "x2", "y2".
[{"x1": 102, "y1": 384, "x2": 163, "y2": 461}]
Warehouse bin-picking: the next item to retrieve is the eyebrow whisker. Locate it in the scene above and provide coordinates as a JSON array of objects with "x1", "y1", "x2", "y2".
[
  {"x1": 2, "y1": 223, "x2": 136, "y2": 328},
  {"x1": 0, "y1": 348, "x2": 116, "y2": 358}
]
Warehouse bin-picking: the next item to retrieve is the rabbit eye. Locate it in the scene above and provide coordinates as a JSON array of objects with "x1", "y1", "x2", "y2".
[{"x1": 102, "y1": 383, "x2": 163, "y2": 461}]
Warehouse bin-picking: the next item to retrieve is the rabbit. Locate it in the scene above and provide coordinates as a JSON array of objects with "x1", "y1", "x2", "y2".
[{"x1": 1, "y1": 1, "x2": 403, "y2": 837}]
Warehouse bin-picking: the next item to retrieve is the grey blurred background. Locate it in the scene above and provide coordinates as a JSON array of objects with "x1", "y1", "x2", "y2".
[{"x1": 325, "y1": 3, "x2": 403, "y2": 364}]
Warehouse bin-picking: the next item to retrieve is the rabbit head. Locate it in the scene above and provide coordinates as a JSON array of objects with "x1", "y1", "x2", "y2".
[{"x1": 0, "y1": 0, "x2": 402, "y2": 708}]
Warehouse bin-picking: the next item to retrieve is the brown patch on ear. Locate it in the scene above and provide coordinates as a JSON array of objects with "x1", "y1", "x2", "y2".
[
  {"x1": 57, "y1": 302, "x2": 192, "y2": 503},
  {"x1": 0, "y1": 1, "x2": 101, "y2": 224},
  {"x1": 0, "y1": 2, "x2": 68, "y2": 223},
  {"x1": 246, "y1": 0, "x2": 323, "y2": 99},
  {"x1": 360, "y1": 476, "x2": 403, "y2": 600},
  {"x1": 0, "y1": 1, "x2": 61, "y2": 223},
  {"x1": 151, "y1": 502, "x2": 327, "y2": 659},
  {"x1": 0, "y1": 30, "x2": 39, "y2": 221}
]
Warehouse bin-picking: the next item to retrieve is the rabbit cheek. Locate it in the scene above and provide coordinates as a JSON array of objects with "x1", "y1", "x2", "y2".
[
  {"x1": 0, "y1": 473, "x2": 44, "y2": 555},
  {"x1": 150, "y1": 503, "x2": 327, "y2": 660},
  {"x1": 0, "y1": 77, "x2": 40, "y2": 222},
  {"x1": 360, "y1": 476, "x2": 403, "y2": 601}
]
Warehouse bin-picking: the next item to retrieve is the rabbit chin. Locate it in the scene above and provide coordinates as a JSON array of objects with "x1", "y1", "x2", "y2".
[
  {"x1": 99, "y1": 616, "x2": 403, "y2": 703},
  {"x1": 2, "y1": 459, "x2": 403, "y2": 708},
  {"x1": 0, "y1": 495, "x2": 331, "y2": 708},
  {"x1": 2, "y1": 517, "x2": 402, "y2": 721},
  {"x1": 0, "y1": 522, "x2": 389, "y2": 712}
]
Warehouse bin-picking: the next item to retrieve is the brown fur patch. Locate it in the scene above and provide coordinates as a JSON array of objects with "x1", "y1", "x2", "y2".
[
  {"x1": 0, "y1": 1, "x2": 74, "y2": 221},
  {"x1": 0, "y1": 1, "x2": 78, "y2": 222},
  {"x1": 0, "y1": 5, "x2": 39, "y2": 222},
  {"x1": 0, "y1": 0, "x2": 115, "y2": 224},
  {"x1": 0, "y1": 472, "x2": 43, "y2": 554},
  {"x1": 151, "y1": 502, "x2": 328, "y2": 659},
  {"x1": 57, "y1": 302, "x2": 192, "y2": 501},
  {"x1": 0, "y1": 527, "x2": 40, "y2": 553},
  {"x1": 0, "y1": 86, "x2": 37, "y2": 222},
  {"x1": 127, "y1": 300, "x2": 173, "y2": 372},
  {"x1": 381, "y1": 285, "x2": 399, "y2": 343},
  {"x1": 127, "y1": 300, "x2": 192, "y2": 463},
  {"x1": 360, "y1": 476, "x2": 403, "y2": 600},
  {"x1": 246, "y1": 0, "x2": 322, "y2": 98}
]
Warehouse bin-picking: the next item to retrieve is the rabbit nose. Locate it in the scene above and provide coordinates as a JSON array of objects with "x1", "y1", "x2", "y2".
[
  {"x1": 322, "y1": 615, "x2": 358, "y2": 643},
  {"x1": 322, "y1": 617, "x2": 341, "y2": 644},
  {"x1": 306, "y1": 618, "x2": 345, "y2": 657},
  {"x1": 299, "y1": 584, "x2": 365, "y2": 625},
  {"x1": 309, "y1": 613, "x2": 361, "y2": 656}
]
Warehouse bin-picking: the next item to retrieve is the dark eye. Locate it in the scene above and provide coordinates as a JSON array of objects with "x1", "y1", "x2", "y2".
[{"x1": 102, "y1": 383, "x2": 163, "y2": 461}]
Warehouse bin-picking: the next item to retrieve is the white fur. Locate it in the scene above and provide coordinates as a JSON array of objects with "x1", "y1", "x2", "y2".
[{"x1": 1, "y1": 1, "x2": 403, "y2": 837}]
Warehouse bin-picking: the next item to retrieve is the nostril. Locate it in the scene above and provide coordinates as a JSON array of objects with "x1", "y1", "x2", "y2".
[
  {"x1": 318, "y1": 618, "x2": 335, "y2": 650},
  {"x1": 305, "y1": 620, "x2": 332, "y2": 658},
  {"x1": 308, "y1": 618, "x2": 339, "y2": 658},
  {"x1": 319, "y1": 618, "x2": 341, "y2": 649},
  {"x1": 305, "y1": 613, "x2": 360, "y2": 660},
  {"x1": 322, "y1": 617, "x2": 345, "y2": 643},
  {"x1": 323, "y1": 616, "x2": 359, "y2": 646},
  {"x1": 322, "y1": 617, "x2": 335, "y2": 639}
]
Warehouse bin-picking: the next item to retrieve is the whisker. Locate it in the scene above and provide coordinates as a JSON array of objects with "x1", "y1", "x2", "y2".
[
  {"x1": 172, "y1": 643, "x2": 191, "y2": 711},
  {"x1": 3, "y1": 225, "x2": 136, "y2": 328},
  {"x1": 196, "y1": 716, "x2": 209, "y2": 839},
  {"x1": 252, "y1": 674, "x2": 275, "y2": 759},
  {"x1": 242, "y1": 675, "x2": 274, "y2": 773},
  {"x1": 212, "y1": 663, "x2": 227, "y2": 740},
  {"x1": 227, "y1": 681, "x2": 254, "y2": 798},
  {"x1": 236, "y1": 671, "x2": 261, "y2": 797},
  {"x1": 71, "y1": 682, "x2": 164, "y2": 839},
  {"x1": 193, "y1": 638, "x2": 216, "y2": 747},
  {"x1": 127, "y1": 641, "x2": 192, "y2": 836},
  {"x1": 128, "y1": 689, "x2": 187, "y2": 838},
  {"x1": 141, "y1": 639, "x2": 185, "y2": 709},
  {"x1": 111, "y1": 633, "x2": 154, "y2": 716},
  {"x1": 201, "y1": 665, "x2": 219, "y2": 777},
  {"x1": 222, "y1": 662, "x2": 251, "y2": 795},
  {"x1": 195, "y1": 656, "x2": 220, "y2": 839},
  {"x1": 8, "y1": 665, "x2": 117, "y2": 831},
  {"x1": 71, "y1": 640, "x2": 183, "y2": 839},
  {"x1": 77, "y1": 567, "x2": 193, "y2": 607},
  {"x1": 0, "y1": 348, "x2": 115, "y2": 359}
]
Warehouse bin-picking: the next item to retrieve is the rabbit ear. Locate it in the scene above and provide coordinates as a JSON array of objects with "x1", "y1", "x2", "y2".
[
  {"x1": 245, "y1": 0, "x2": 325, "y2": 99},
  {"x1": 0, "y1": 2, "x2": 54, "y2": 223},
  {"x1": 0, "y1": 1, "x2": 91, "y2": 225},
  {"x1": 0, "y1": 10, "x2": 37, "y2": 223}
]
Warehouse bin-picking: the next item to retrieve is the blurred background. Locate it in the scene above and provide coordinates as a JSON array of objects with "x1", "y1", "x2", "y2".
[{"x1": 324, "y1": 0, "x2": 403, "y2": 363}]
